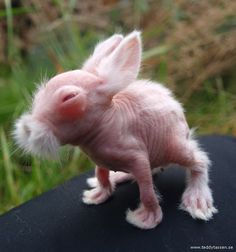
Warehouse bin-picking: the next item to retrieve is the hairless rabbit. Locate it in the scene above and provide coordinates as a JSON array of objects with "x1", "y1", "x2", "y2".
[{"x1": 14, "y1": 31, "x2": 217, "y2": 229}]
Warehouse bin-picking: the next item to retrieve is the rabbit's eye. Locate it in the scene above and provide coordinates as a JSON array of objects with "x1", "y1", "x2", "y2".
[{"x1": 62, "y1": 93, "x2": 78, "y2": 103}]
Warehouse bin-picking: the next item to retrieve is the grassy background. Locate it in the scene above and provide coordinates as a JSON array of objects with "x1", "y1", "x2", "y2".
[{"x1": 0, "y1": 0, "x2": 235, "y2": 214}]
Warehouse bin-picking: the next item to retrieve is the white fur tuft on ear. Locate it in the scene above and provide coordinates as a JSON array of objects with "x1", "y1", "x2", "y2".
[
  {"x1": 95, "y1": 31, "x2": 142, "y2": 96},
  {"x1": 13, "y1": 114, "x2": 60, "y2": 159},
  {"x1": 83, "y1": 34, "x2": 124, "y2": 74}
]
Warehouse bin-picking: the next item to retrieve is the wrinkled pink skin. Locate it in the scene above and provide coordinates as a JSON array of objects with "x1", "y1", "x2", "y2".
[{"x1": 15, "y1": 32, "x2": 217, "y2": 229}]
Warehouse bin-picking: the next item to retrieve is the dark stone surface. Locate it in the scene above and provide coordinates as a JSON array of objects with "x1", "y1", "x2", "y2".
[{"x1": 0, "y1": 135, "x2": 235, "y2": 252}]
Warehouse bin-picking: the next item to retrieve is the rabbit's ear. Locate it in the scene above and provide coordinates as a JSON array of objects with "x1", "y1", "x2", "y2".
[
  {"x1": 95, "y1": 31, "x2": 142, "y2": 96},
  {"x1": 83, "y1": 34, "x2": 123, "y2": 74}
]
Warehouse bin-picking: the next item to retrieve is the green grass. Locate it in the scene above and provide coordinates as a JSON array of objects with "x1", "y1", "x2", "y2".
[
  {"x1": 0, "y1": 23, "x2": 97, "y2": 214},
  {"x1": 0, "y1": 127, "x2": 92, "y2": 213},
  {"x1": 0, "y1": 2, "x2": 236, "y2": 214}
]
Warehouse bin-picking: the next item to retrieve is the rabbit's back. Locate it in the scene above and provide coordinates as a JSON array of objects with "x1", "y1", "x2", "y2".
[
  {"x1": 111, "y1": 80, "x2": 190, "y2": 166},
  {"x1": 123, "y1": 80, "x2": 184, "y2": 116}
]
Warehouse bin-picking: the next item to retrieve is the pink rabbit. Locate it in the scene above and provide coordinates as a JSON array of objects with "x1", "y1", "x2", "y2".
[{"x1": 14, "y1": 31, "x2": 217, "y2": 229}]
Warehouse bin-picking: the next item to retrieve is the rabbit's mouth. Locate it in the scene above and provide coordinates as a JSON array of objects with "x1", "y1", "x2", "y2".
[{"x1": 13, "y1": 113, "x2": 60, "y2": 159}]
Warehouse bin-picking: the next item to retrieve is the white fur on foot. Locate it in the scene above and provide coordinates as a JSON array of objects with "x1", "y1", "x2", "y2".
[
  {"x1": 110, "y1": 171, "x2": 133, "y2": 184},
  {"x1": 180, "y1": 185, "x2": 218, "y2": 221},
  {"x1": 82, "y1": 186, "x2": 112, "y2": 205},
  {"x1": 86, "y1": 177, "x2": 98, "y2": 188},
  {"x1": 86, "y1": 171, "x2": 133, "y2": 188},
  {"x1": 126, "y1": 204, "x2": 163, "y2": 229}
]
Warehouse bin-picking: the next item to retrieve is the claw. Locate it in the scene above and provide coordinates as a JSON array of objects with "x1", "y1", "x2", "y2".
[
  {"x1": 82, "y1": 186, "x2": 112, "y2": 205},
  {"x1": 180, "y1": 186, "x2": 218, "y2": 221},
  {"x1": 126, "y1": 204, "x2": 163, "y2": 229}
]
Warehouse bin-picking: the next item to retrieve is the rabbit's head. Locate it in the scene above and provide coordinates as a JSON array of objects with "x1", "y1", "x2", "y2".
[{"x1": 14, "y1": 31, "x2": 142, "y2": 158}]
